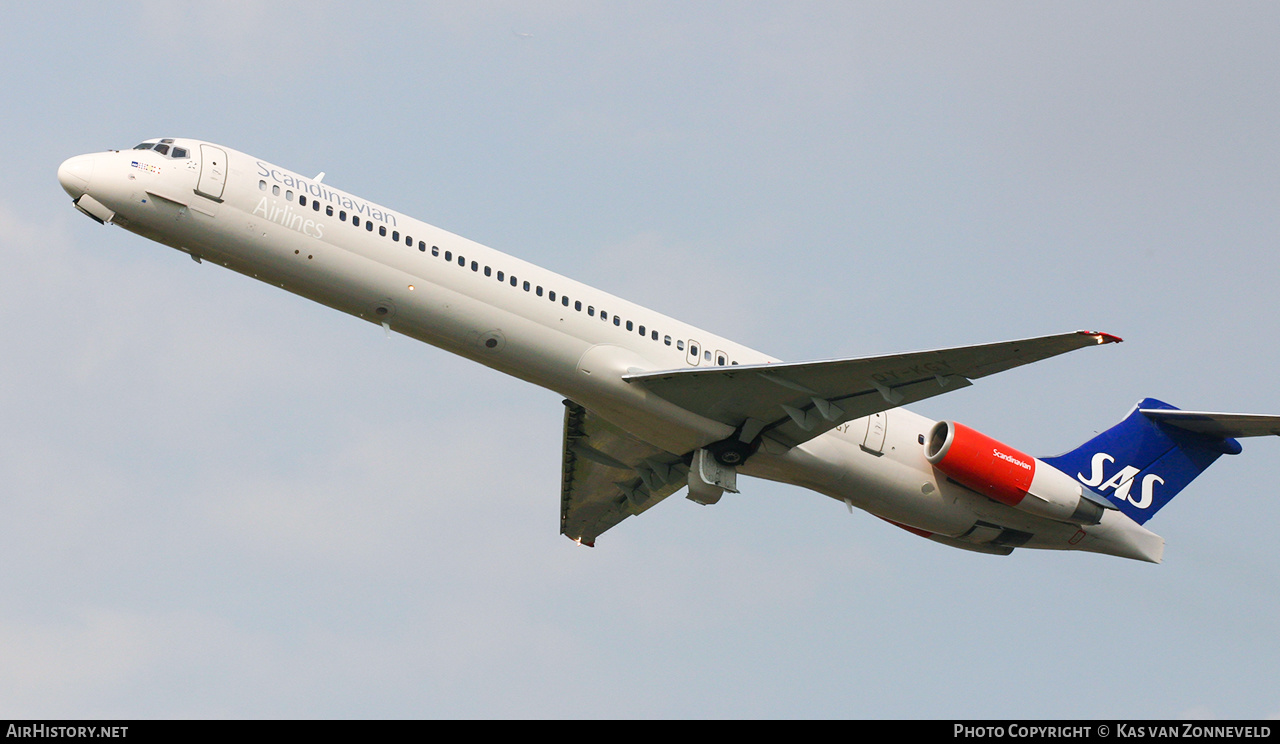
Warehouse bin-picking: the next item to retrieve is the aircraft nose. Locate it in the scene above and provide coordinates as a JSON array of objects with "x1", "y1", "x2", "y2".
[{"x1": 57, "y1": 154, "x2": 95, "y2": 199}]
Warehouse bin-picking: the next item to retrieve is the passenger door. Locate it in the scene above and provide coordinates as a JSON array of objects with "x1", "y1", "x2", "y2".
[{"x1": 195, "y1": 144, "x2": 228, "y2": 202}]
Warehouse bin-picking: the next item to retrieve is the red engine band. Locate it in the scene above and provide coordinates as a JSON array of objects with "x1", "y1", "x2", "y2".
[{"x1": 925, "y1": 421, "x2": 1035, "y2": 507}]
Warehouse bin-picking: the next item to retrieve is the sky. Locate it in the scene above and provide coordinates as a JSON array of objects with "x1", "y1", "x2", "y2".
[{"x1": 2, "y1": 1, "x2": 1279, "y2": 719}]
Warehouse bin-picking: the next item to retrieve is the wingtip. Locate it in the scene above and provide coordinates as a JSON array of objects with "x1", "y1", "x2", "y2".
[{"x1": 1078, "y1": 330, "x2": 1123, "y2": 344}]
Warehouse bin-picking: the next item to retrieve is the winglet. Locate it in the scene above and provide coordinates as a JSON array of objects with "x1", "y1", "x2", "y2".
[{"x1": 1078, "y1": 330, "x2": 1123, "y2": 345}]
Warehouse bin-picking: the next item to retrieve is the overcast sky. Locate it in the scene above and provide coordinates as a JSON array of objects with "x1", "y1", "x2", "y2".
[{"x1": 3, "y1": 1, "x2": 1279, "y2": 719}]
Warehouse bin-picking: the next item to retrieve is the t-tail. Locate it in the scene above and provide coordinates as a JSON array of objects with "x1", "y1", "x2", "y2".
[{"x1": 1042, "y1": 397, "x2": 1280, "y2": 525}]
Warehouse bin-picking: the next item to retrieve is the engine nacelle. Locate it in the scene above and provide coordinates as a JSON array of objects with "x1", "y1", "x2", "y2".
[{"x1": 924, "y1": 420, "x2": 1104, "y2": 525}]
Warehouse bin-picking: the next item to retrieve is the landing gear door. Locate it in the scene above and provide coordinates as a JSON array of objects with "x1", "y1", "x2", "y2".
[{"x1": 196, "y1": 144, "x2": 228, "y2": 202}]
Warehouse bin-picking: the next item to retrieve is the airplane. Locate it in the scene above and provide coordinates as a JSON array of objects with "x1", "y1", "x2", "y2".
[{"x1": 56, "y1": 137, "x2": 1280, "y2": 563}]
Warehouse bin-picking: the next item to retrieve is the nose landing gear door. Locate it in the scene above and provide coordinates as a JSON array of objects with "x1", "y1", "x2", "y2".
[{"x1": 195, "y1": 144, "x2": 228, "y2": 202}]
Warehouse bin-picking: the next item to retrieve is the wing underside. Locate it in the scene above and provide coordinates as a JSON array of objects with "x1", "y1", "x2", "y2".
[
  {"x1": 560, "y1": 400, "x2": 688, "y2": 546},
  {"x1": 560, "y1": 330, "x2": 1120, "y2": 544},
  {"x1": 624, "y1": 330, "x2": 1121, "y2": 450}
]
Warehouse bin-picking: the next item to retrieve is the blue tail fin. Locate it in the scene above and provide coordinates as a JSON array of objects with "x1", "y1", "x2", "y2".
[{"x1": 1041, "y1": 398, "x2": 1242, "y2": 525}]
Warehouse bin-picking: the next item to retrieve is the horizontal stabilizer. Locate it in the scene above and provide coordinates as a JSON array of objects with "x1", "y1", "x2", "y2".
[{"x1": 1140, "y1": 409, "x2": 1280, "y2": 439}]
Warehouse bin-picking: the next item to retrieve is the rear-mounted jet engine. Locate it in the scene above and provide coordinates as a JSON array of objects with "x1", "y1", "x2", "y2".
[{"x1": 925, "y1": 420, "x2": 1108, "y2": 525}]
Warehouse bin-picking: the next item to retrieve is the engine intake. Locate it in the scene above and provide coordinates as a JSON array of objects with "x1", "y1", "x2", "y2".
[{"x1": 925, "y1": 420, "x2": 1103, "y2": 525}]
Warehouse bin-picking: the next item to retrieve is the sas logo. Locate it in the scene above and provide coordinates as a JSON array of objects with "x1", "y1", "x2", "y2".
[
  {"x1": 131, "y1": 160, "x2": 161, "y2": 174},
  {"x1": 1077, "y1": 452, "x2": 1164, "y2": 509}
]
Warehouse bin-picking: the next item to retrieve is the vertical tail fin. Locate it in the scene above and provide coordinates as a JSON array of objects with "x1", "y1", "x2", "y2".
[{"x1": 1040, "y1": 398, "x2": 1242, "y2": 525}]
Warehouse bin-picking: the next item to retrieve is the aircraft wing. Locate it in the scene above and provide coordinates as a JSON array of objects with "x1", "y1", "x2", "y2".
[
  {"x1": 560, "y1": 400, "x2": 688, "y2": 546},
  {"x1": 624, "y1": 330, "x2": 1122, "y2": 450}
]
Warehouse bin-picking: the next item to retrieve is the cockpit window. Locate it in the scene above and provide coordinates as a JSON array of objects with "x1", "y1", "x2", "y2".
[{"x1": 131, "y1": 140, "x2": 190, "y2": 159}]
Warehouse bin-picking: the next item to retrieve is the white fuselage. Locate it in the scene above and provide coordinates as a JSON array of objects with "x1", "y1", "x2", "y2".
[{"x1": 57, "y1": 139, "x2": 1163, "y2": 561}]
